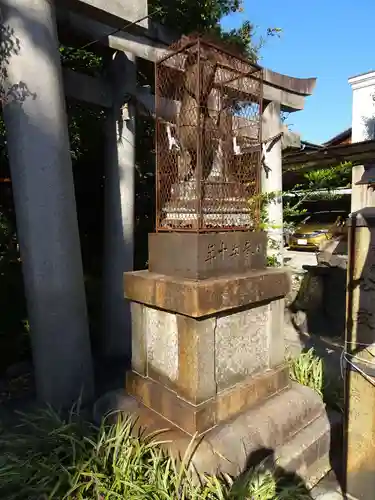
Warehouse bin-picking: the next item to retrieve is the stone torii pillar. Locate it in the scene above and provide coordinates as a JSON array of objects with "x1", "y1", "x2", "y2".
[
  {"x1": 1, "y1": 0, "x2": 94, "y2": 407},
  {"x1": 262, "y1": 101, "x2": 283, "y2": 266},
  {"x1": 102, "y1": 51, "x2": 136, "y2": 360}
]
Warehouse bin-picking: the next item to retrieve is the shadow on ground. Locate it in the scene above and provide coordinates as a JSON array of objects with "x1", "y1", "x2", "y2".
[{"x1": 239, "y1": 447, "x2": 312, "y2": 497}]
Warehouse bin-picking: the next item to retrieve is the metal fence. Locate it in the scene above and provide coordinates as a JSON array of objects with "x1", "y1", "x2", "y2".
[{"x1": 155, "y1": 34, "x2": 263, "y2": 232}]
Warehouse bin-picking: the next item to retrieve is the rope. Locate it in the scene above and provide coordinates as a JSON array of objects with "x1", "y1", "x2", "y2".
[
  {"x1": 342, "y1": 341, "x2": 375, "y2": 387},
  {"x1": 261, "y1": 131, "x2": 283, "y2": 145}
]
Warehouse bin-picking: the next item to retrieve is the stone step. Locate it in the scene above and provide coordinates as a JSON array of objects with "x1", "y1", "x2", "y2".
[
  {"x1": 204, "y1": 383, "x2": 328, "y2": 477},
  {"x1": 94, "y1": 383, "x2": 336, "y2": 490},
  {"x1": 277, "y1": 409, "x2": 342, "y2": 489},
  {"x1": 310, "y1": 470, "x2": 346, "y2": 500}
]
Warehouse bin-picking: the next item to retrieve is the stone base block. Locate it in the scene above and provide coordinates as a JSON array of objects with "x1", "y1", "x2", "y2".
[
  {"x1": 148, "y1": 231, "x2": 267, "y2": 280},
  {"x1": 127, "y1": 365, "x2": 289, "y2": 435},
  {"x1": 277, "y1": 409, "x2": 342, "y2": 488},
  {"x1": 124, "y1": 268, "x2": 290, "y2": 318},
  {"x1": 94, "y1": 383, "x2": 334, "y2": 488},
  {"x1": 126, "y1": 269, "x2": 289, "y2": 408}
]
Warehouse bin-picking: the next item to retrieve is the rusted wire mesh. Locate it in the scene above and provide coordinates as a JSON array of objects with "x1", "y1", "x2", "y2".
[{"x1": 155, "y1": 34, "x2": 263, "y2": 232}]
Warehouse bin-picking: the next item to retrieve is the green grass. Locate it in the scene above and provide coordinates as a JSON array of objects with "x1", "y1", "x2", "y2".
[
  {"x1": 288, "y1": 348, "x2": 344, "y2": 413},
  {"x1": 0, "y1": 405, "x2": 311, "y2": 499},
  {"x1": 288, "y1": 348, "x2": 324, "y2": 397}
]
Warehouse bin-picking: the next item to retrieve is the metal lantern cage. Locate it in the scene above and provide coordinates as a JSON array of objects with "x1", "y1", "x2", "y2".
[{"x1": 155, "y1": 34, "x2": 263, "y2": 232}]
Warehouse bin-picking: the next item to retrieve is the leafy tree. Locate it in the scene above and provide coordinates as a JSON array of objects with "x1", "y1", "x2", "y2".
[{"x1": 149, "y1": 0, "x2": 281, "y2": 60}]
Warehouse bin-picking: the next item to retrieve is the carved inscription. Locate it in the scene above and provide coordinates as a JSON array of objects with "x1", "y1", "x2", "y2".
[
  {"x1": 217, "y1": 241, "x2": 228, "y2": 258},
  {"x1": 357, "y1": 308, "x2": 375, "y2": 330},
  {"x1": 357, "y1": 243, "x2": 375, "y2": 296},
  {"x1": 354, "y1": 239, "x2": 375, "y2": 337},
  {"x1": 230, "y1": 244, "x2": 240, "y2": 258},
  {"x1": 205, "y1": 243, "x2": 216, "y2": 262},
  {"x1": 347, "y1": 237, "x2": 375, "y2": 470},
  {"x1": 243, "y1": 240, "x2": 251, "y2": 255},
  {"x1": 205, "y1": 239, "x2": 262, "y2": 262},
  {"x1": 359, "y1": 275, "x2": 375, "y2": 292},
  {"x1": 253, "y1": 243, "x2": 261, "y2": 255}
]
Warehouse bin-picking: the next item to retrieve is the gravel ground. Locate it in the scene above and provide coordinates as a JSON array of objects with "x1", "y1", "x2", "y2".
[{"x1": 284, "y1": 249, "x2": 318, "y2": 274}]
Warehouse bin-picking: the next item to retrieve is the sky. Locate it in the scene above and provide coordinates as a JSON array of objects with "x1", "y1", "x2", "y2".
[{"x1": 221, "y1": 0, "x2": 375, "y2": 145}]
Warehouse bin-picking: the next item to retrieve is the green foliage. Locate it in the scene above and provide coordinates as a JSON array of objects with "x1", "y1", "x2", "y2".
[
  {"x1": 59, "y1": 46, "x2": 102, "y2": 76},
  {"x1": 149, "y1": 0, "x2": 281, "y2": 60},
  {"x1": 284, "y1": 162, "x2": 352, "y2": 211},
  {"x1": 281, "y1": 161, "x2": 352, "y2": 236},
  {"x1": 288, "y1": 348, "x2": 323, "y2": 397},
  {"x1": 260, "y1": 162, "x2": 351, "y2": 242},
  {"x1": 59, "y1": 46, "x2": 106, "y2": 163},
  {"x1": 303, "y1": 161, "x2": 352, "y2": 190},
  {"x1": 288, "y1": 349, "x2": 344, "y2": 413},
  {"x1": 282, "y1": 202, "x2": 307, "y2": 221},
  {"x1": 267, "y1": 255, "x2": 280, "y2": 267},
  {"x1": 0, "y1": 406, "x2": 311, "y2": 499},
  {"x1": 249, "y1": 192, "x2": 283, "y2": 265}
]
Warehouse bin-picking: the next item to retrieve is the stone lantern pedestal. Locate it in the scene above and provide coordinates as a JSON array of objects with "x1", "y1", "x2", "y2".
[{"x1": 99, "y1": 231, "x2": 339, "y2": 487}]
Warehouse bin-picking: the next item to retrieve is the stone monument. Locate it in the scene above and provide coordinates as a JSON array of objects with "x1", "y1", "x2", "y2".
[
  {"x1": 116, "y1": 35, "x2": 336, "y2": 486},
  {"x1": 1, "y1": 0, "x2": 316, "y2": 407}
]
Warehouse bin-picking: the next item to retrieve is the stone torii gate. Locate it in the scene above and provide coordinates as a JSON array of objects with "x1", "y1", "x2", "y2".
[{"x1": 1, "y1": 0, "x2": 316, "y2": 408}]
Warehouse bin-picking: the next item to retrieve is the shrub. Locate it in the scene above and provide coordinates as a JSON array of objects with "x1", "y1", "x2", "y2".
[{"x1": 0, "y1": 405, "x2": 311, "y2": 499}]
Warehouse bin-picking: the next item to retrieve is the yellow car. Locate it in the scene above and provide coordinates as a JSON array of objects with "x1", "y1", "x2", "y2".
[{"x1": 288, "y1": 211, "x2": 348, "y2": 251}]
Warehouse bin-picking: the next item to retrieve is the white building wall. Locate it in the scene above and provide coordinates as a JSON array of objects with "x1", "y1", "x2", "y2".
[{"x1": 348, "y1": 71, "x2": 375, "y2": 211}]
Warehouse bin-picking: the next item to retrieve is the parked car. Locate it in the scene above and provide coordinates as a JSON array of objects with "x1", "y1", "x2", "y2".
[
  {"x1": 283, "y1": 214, "x2": 306, "y2": 247},
  {"x1": 288, "y1": 211, "x2": 348, "y2": 250}
]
